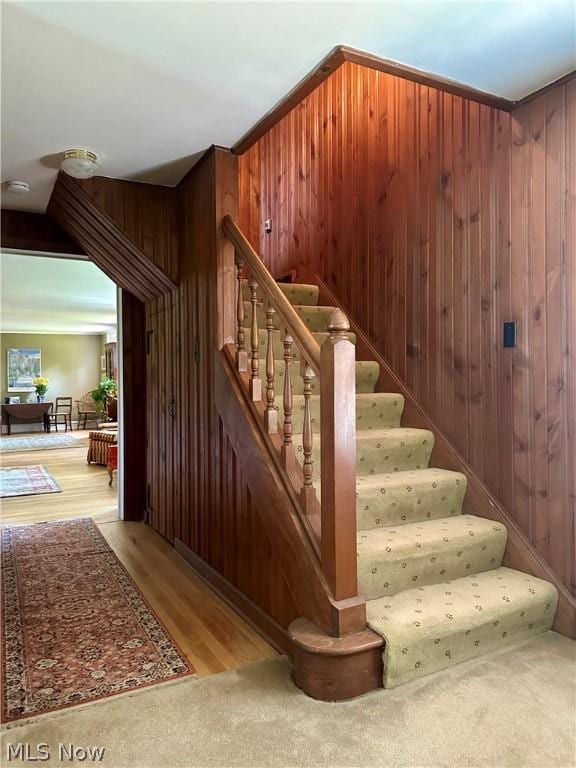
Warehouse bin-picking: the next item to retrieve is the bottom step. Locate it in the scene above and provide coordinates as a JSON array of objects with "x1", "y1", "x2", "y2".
[{"x1": 366, "y1": 567, "x2": 558, "y2": 688}]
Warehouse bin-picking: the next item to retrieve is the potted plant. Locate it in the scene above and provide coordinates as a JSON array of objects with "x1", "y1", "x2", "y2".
[
  {"x1": 33, "y1": 377, "x2": 50, "y2": 403},
  {"x1": 91, "y1": 377, "x2": 118, "y2": 418}
]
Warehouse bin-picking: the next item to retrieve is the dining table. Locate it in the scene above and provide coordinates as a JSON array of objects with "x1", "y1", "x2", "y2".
[{"x1": 1, "y1": 402, "x2": 53, "y2": 435}]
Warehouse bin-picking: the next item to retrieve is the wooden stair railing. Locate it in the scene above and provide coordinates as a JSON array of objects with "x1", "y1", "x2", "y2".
[{"x1": 222, "y1": 215, "x2": 358, "y2": 604}]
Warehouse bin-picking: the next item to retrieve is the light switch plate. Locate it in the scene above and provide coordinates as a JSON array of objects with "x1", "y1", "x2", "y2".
[{"x1": 503, "y1": 321, "x2": 517, "y2": 348}]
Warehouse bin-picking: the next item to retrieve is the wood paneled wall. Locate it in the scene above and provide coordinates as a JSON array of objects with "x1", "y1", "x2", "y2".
[
  {"x1": 508, "y1": 83, "x2": 575, "y2": 595},
  {"x1": 144, "y1": 150, "x2": 300, "y2": 634},
  {"x1": 49, "y1": 173, "x2": 177, "y2": 301},
  {"x1": 1, "y1": 209, "x2": 84, "y2": 254},
  {"x1": 238, "y1": 63, "x2": 576, "y2": 595},
  {"x1": 77, "y1": 176, "x2": 180, "y2": 284}
]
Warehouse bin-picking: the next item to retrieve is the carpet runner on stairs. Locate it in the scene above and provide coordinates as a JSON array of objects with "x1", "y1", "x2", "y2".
[{"x1": 244, "y1": 281, "x2": 558, "y2": 688}]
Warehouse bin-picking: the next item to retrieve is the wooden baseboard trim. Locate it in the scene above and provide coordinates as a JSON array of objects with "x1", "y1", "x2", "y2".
[
  {"x1": 315, "y1": 274, "x2": 576, "y2": 640},
  {"x1": 174, "y1": 538, "x2": 293, "y2": 655}
]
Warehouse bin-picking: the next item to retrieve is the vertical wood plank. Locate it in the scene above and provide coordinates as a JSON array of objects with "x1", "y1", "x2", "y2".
[{"x1": 237, "y1": 67, "x2": 576, "y2": 594}]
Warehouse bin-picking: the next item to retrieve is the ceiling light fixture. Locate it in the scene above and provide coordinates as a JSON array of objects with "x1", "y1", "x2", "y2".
[
  {"x1": 60, "y1": 148, "x2": 101, "y2": 179},
  {"x1": 6, "y1": 180, "x2": 31, "y2": 194}
]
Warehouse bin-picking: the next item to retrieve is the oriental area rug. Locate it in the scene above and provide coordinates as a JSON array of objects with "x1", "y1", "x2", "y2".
[
  {"x1": 1, "y1": 518, "x2": 194, "y2": 722},
  {"x1": 0, "y1": 465, "x2": 62, "y2": 499},
  {"x1": 0, "y1": 433, "x2": 83, "y2": 454}
]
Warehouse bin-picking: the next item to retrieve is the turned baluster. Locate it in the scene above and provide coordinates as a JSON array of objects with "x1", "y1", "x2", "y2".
[
  {"x1": 300, "y1": 360, "x2": 315, "y2": 510},
  {"x1": 264, "y1": 303, "x2": 277, "y2": 432},
  {"x1": 249, "y1": 278, "x2": 261, "y2": 401},
  {"x1": 281, "y1": 333, "x2": 294, "y2": 469},
  {"x1": 235, "y1": 259, "x2": 247, "y2": 371},
  {"x1": 236, "y1": 258, "x2": 248, "y2": 371}
]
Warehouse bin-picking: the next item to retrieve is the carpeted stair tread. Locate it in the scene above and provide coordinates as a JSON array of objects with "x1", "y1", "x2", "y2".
[
  {"x1": 267, "y1": 358, "x2": 380, "y2": 395},
  {"x1": 242, "y1": 281, "x2": 320, "y2": 306},
  {"x1": 244, "y1": 302, "x2": 336, "y2": 333},
  {"x1": 256, "y1": 328, "x2": 357, "y2": 361},
  {"x1": 354, "y1": 428, "x2": 434, "y2": 475},
  {"x1": 357, "y1": 514, "x2": 507, "y2": 599},
  {"x1": 366, "y1": 566, "x2": 558, "y2": 687},
  {"x1": 291, "y1": 427, "x2": 433, "y2": 476},
  {"x1": 283, "y1": 392, "x2": 405, "y2": 431},
  {"x1": 292, "y1": 305, "x2": 341, "y2": 332},
  {"x1": 356, "y1": 468, "x2": 467, "y2": 530}
]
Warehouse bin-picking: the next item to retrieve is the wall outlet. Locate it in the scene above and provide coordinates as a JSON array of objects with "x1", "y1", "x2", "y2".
[{"x1": 264, "y1": 219, "x2": 272, "y2": 234}]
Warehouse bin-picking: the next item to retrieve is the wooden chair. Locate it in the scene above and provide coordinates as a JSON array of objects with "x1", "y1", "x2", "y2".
[
  {"x1": 46, "y1": 397, "x2": 73, "y2": 432},
  {"x1": 76, "y1": 393, "x2": 101, "y2": 430},
  {"x1": 107, "y1": 444, "x2": 118, "y2": 486}
]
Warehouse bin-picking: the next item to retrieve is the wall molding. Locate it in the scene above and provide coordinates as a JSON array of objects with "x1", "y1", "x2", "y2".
[
  {"x1": 513, "y1": 69, "x2": 576, "y2": 108},
  {"x1": 1, "y1": 209, "x2": 85, "y2": 255},
  {"x1": 339, "y1": 46, "x2": 514, "y2": 111}
]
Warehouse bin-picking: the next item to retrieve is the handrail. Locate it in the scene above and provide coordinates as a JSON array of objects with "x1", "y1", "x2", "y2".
[
  {"x1": 222, "y1": 215, "x2": 322, "y2": 376},
  {"x1": 222, "y1": 214, "x2": 359, "y2": 610}
]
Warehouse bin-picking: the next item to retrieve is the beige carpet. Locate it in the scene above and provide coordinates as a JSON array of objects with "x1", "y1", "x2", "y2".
[{"x1": 3, "y1": 632, "x2": 575, "y2": 768}]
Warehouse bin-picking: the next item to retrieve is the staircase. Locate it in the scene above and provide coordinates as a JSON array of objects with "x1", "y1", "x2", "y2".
[{"x1": 243, "y1": 281, "x2": 558, "y2": 688}]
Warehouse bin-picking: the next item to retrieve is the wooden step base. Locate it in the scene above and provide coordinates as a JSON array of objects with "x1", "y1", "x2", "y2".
[{"x1": 288, "y1": 617, "x2": 384, "y2": 701}]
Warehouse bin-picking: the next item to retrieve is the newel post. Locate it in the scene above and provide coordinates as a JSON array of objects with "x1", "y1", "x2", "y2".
[{"x1": 320, "y1": 309, "x2": 358, "y2": 601}]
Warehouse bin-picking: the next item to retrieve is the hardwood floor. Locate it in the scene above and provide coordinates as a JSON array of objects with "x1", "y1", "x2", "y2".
[
  {"x1": 1, "y1": 430, "x2": 278, "y2": 676},
  {"x1": 102, "y1": 521, "x2": 278, "y2": 675},
  {"x1": 0, "y1": 430, "x2": 118, "y2": 525}
]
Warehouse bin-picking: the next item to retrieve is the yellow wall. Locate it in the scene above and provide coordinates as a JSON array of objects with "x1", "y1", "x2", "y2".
[{"x1": 1, "y1": 333, "x2": 106, "y2": 407}]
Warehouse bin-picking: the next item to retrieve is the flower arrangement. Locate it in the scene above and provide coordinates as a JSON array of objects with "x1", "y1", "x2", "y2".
[{"x1": 32, "y1": 376, "x2": 50, "y2": 402}]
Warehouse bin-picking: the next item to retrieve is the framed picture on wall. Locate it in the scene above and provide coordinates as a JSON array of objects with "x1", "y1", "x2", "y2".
[{"x1": 7, "y1": 348, "x2": 41, "y2": 392}]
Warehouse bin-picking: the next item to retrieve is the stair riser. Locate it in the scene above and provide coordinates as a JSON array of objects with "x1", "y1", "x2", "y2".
[
  {"x1": 279, "y1": 394, "x2": 405, "y2": 433},
  {"x1": 356, "y1": 473, "x2": 467, "y2": 530},
  {"x1": 266, "y1": 360, "x2": 379, "y2": 395},
  {"x1": 356, "y1": 396, "x2": 405, "y2": 430},
  {"x1": 290, "y1": 441, "x2": 432, "y2": 478},
  {"x1": 244, "y1": 302, "x2": 335, "y2": 333},
  {"x1": 254, "y1": 329, "x2": 357, "y2": 362},
  {"x1": 356, "y1": 432, "x2": 434, "y2": 475},
  {"x1": 358, "y1": 523, "x2": 507, "y2": 599},
  {"x1": 241, "y1": 282, "x2": 320, "y2": 306}
]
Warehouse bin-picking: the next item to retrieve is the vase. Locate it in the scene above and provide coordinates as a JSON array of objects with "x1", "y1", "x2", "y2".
[{"x1": 37, "y1": 395, "x2": 45, "y2": 403}]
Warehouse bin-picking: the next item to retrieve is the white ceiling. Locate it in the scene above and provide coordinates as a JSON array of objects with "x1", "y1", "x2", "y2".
[
  {"x1": 0, "y1": 252, "x2": 117, "y2": 334},
  {"x1": 2, "y1": 1, "x2": 575, "y2": 213}
]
